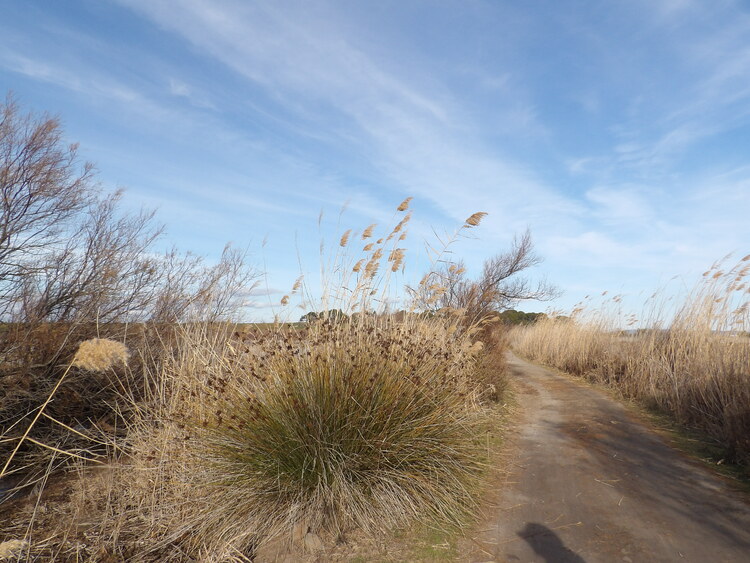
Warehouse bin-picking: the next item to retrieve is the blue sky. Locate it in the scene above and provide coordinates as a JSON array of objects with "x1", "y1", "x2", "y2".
[{"x1": 2, "y1": 0, "x2": 749, "y2": 321}]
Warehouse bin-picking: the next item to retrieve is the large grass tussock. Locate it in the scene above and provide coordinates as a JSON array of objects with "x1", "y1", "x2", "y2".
[{"x1": 101, "y1": 315, "x2": 491, "y2": 559}]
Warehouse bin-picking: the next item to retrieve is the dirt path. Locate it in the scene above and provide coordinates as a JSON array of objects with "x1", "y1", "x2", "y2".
[{"x1": 462, "y1": 353, "x2": 750, "y2": 563}]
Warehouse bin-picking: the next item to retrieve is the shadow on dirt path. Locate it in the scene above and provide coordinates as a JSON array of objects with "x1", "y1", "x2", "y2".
[
  {"x1": 461, "y1": 353, "x2": 750, "y2": 563},
  {"x1": 517, "y1": 523, "x2": 586, "y2": 562}
]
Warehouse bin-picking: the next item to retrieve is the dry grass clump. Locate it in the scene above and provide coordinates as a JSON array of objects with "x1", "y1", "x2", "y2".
[
  {"x1": 512, "y1": 255, "x2": 750, "y2": 465},
  {"x1": 65, "y1": 314, "x2": 490, "y2": 560}
]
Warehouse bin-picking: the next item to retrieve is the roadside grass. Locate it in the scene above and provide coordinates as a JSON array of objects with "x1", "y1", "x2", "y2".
[
  {"x1": 345, "y1": 399, "x2": 511, "y2": 563},
  {"x1": 0, "y1": 361, "x2": 509, "y2": 562},
  {"x1": 126, "y1": 316, "x2": 490, "y2": 559},
  {"x1": 511, "y1": 255, "x2": 750, "y2": 468}
]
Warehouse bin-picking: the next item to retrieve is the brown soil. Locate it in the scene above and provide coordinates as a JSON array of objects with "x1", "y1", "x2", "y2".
[{"x1": 460, "y1": 353, "x2": 750, "y2": 563}]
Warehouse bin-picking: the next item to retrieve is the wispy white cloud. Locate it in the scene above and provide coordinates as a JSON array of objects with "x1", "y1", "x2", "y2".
[
  {"x1": 585, "y1": 186, "x2": 655, "y2": 226},
  {"x1": 168, "y1": 77, "x2": 216, "y2": 109},
  {"x1": 3, "y1": 0, "x2": 748, "y2": 319},
  {"x1": 605, "y1": 4, "x2": 750, "y2": 173},
  {"x1": 0, "y1": 50, "x2": 143, "y2": 105},
  {"x1": 117, "y1": 0, "x2": 579, "y2": 241}
]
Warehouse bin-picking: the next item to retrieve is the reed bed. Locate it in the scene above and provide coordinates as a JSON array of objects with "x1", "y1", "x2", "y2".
[{"x1": 512, "y1": 255, "x2": 750, "y2": 465}]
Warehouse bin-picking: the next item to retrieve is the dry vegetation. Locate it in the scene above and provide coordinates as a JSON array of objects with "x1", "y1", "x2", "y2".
[
  {"x1": 1, "y1": 98, "x2": 517, "y2": 563},
  {"x1": 0, "y1": 201, "x2": 510, "y2": 560},
  {"x1": 7, "y1": 92, "x2": 748, "y2": 561},
  {"x1": 512, "y1": 255, "x2": 750, "y2": 467},
  {"x1": 0, "y1": 94, "x2": 257, "y2": 496},
  {"x1": 62, "y1": 314, "x2": 496, "y2": 561}
]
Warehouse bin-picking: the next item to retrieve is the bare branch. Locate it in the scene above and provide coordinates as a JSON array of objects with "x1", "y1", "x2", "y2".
[
  {"x1": 0, "y1": 94, "x2": 92, "y2": 286},
  {"x1": 410, "y1": 228, "x2": 559, "y2": 323}
]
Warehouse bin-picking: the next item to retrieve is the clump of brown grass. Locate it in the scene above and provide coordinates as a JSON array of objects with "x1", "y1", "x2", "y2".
[{"x1": 512, "y1": 255, "x2": 750, "y2": 465}]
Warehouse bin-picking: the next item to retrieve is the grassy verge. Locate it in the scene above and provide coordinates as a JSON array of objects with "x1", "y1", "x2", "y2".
[
  {"x1": 511, "y1": 255, "x2": 750, "y2": 468},
  {"x1": 345, "y1": 400, "x2": 511, "y2": 563}
]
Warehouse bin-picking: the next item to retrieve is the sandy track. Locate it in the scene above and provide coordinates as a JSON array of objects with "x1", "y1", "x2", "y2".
[{"x1": 462, "y1": 353, "x2": 750, "y2": 563}]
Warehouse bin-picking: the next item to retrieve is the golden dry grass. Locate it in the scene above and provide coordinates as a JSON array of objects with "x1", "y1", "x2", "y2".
[{"x1": 89, "y1": 316, "x2": 492, "y2": 560}]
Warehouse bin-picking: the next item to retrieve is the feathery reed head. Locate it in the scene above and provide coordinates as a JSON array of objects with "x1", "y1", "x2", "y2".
[
  {"x1": 397, "y1": 197, "x2": 413, "y2": 212},
  {"x1": 292, "y1": 275, "x2": 303, "y2": 292},
  {"x1": 389, "y1": 248, "x2": 406, "y2": 272},
  {"x1": 339, "y1": 229, "x2": 352, "y2": 247},
  {"x1": 465, "y1": 212, "x2": 488, "y2": 227},
  {"x1": 395, "y1": 213, "x2": 411, "y2": 230},
  {"x1": 72, "y1": 338, "x2": 129, "y2": 372},
  {"x1": 365, "y1": 258, "x2": 380, "y2": 278}
]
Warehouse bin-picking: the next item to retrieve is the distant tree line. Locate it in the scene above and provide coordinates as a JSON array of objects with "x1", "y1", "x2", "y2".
[
  {"x1": 497, "y1": 309, "x2": 547, "y2": 325},
  {"x1": 299, "y1": 309, "x2": 348, "y2": 323}
]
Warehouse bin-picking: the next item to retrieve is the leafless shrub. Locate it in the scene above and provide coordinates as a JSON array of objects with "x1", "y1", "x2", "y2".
[
  {"x1": 0, "y1": 95, "x2": 258, "y2": 491},
  {"x1": 411, "y1": 228, "x2": 558, "y2": 324},
  {"x1": 150, "y1": 244, "x2": 256, "y2": 323},
  {"x1": 0, "y1": 93, "x2": 92, "y2": 309}
]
